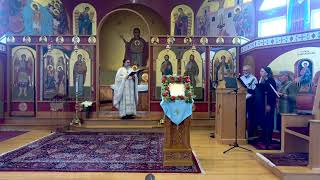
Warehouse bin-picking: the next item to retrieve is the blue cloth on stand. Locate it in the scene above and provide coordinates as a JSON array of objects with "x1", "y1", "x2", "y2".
[{"x1": 160, "y1": 100, "x2": 193, "y2": 125}]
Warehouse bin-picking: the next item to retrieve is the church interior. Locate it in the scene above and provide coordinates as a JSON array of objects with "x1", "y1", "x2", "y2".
[{"x1": 0, "y1": 0, "x2": 320, "y2": 179}]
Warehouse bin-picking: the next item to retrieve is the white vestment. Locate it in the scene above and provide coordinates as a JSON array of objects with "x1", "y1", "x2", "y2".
[
  {"x1": 113, "y1": 67, "x2": 138, "y2": 117},
  {"x1": 240, "y1": 74, "x2": 258, "y2": 99}
]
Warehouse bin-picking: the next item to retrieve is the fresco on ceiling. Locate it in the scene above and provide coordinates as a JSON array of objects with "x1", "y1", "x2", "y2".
[
  {"x1": 196, "y1": 0, "x2": 254, "y2": 39},
  {"x1": 73, "y1": 3, "x2": 97, "y2": 35},
  {"x1": 171, "y1": 4, "x2": 194, "y2": 36},
  {"x1": 0, "y1": 0, "x2": 69, "y2": 35}
]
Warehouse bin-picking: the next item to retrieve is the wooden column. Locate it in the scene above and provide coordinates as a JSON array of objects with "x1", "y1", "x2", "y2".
[
  {"x1": 137, "y1": 92, "x2": 148, "y2": 111},
  {"x1": 281, "y1": 114, "x2": 311, "y2": 152},
  {"x1": 163, "y1": 116, "x2": 192, "y2": 166},
  {"x1": 309, "y1": 120, "x2": 320, "y2": 170}
]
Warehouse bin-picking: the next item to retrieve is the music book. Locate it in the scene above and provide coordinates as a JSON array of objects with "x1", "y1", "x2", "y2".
[{"x1": 128, "y1": 69, "x2": 144, "y2": 77}]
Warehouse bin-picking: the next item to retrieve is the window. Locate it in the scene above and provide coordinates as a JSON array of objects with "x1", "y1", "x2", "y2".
[
  {"x1": 259, "y1": 0, "x2": 287, "y2": 11},
  {"x1": 311, "y1": 9, "x2": 320, "y2": 29},
  {"x1": 258, "y1": 16, "x2": 287, "y2": 37},
  {"x1": 243, "y1": 0, "x2": 252, "y2": 3},
  {"x1": 0, "y1": 35, "x2": 6, "y2": 44},
  {"x1": 224, "y1": 0, "x2": 235, "y2": 8}
]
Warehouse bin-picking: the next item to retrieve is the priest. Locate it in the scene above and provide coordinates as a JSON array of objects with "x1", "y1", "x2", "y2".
[{"x1": 113, "y1": 59, "x2": 139, "y2": 119}]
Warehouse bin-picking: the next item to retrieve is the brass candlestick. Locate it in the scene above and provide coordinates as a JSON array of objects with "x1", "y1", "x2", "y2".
[
  {"x1": 159, "y1": 114, "x2": 165, "y2": 125},
  {"x1": 70, "y1": 102, "x2": 81, "y2": 127},
  {"x1": 70, "y1": 77, "x2": 82, "y2": 127}
]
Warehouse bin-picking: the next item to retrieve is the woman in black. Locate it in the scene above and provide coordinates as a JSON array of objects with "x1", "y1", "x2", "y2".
[{"x1": 254, "y1": 67, "x2": 277, "y2": 149}]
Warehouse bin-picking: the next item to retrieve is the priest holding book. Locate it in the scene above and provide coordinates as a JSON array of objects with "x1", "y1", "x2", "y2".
[{"x1": 113, "y1": 59, "x2": 139, "y2": 119}]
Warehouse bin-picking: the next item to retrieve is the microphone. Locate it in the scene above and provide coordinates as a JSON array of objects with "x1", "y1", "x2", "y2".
[{"x1": 145, "y1": 174, "x2": 155, "y2": 180}]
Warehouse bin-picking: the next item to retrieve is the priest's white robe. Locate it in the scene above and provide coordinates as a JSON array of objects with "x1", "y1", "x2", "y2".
[{"x1": 113, "y1": 67, "x2": 138, "y2": 117}]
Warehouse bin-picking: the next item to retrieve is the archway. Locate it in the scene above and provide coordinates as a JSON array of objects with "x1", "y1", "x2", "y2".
[{"x1": 97, "y1": 5, "x2": 167, "y2": 112}]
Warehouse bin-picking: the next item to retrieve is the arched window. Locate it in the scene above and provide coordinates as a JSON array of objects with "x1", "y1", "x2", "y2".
[{"x1": 259, "y1": 0, "x2": 287, "y2": 11}]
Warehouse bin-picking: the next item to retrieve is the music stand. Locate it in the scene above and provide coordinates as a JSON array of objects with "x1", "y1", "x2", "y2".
[
  {"x1": 223, "y1": 77, "x2": 252, "y2": 154},
  {"x1": 224, "y1": 77, "x2": 238, "y2": 89}
]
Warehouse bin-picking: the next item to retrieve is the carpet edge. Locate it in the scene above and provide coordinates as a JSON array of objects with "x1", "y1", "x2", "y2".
[
  {"x1": 0, "y1": 132, "x2": 55, "y2": 157},
  {"x1": 192, "y1": 150, "x2": 205, "y2": 175}
]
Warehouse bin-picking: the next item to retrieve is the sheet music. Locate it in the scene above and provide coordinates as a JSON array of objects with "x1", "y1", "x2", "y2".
[
  {"x1": 269, "y1": 84, "x2": 280, "y2": 98},
  {"x1": 128, "y1": 69, "x2": 144, "y2": 76}
]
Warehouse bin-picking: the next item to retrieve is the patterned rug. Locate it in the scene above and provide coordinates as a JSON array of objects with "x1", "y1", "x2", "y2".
[
  {"x1": 0, "y1": 132, "x2": 201, "y2": 173},
  {"x1": 0, "y1": 131, "x2": 28, "y2": 142},
  {"x1": 262, "y1": 153, "x2": 308, "y2": 166},
  {"x1": 250, "y1": 139, "x2": 281, "y2": 150},
  {"x1": 249, "y1": 132, "x2": 281, "y2": 150}
]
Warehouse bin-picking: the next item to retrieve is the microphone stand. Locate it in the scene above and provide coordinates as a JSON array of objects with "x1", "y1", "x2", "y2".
[{"x1": 223, "y1": 87, "x2": 252, "y2": 154}]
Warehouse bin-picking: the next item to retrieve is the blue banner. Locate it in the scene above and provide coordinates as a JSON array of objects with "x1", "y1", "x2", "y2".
[{"x1": 160, "y1": 100, "x2": 193, "y2": 125}]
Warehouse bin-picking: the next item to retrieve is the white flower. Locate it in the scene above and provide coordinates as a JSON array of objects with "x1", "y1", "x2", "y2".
[{"x1": 81, "y1": 101, "x2": 93, "y2": 108}]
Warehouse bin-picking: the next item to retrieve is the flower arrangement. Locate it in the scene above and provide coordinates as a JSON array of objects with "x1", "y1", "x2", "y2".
[
  {"x1": 161, "y1": 75, "x2": 193, "y2": 103},
  {"x1": 81, "y1": 101, "x2": 93, "y2": 108},
  {"x1": 81, "y1": 101, "x2": 93, "y2": 118}
]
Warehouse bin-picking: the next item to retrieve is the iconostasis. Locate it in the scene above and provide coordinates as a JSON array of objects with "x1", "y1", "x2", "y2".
[
  {"x1": 5, "y1": 36, "x2": 96, "y2": 116},
  {"x1": 3, "y1": 0, "x2": 319, "y2": 117},
  {"x1": 150, "y1": 36, "x2": 243, "y2": 114}
]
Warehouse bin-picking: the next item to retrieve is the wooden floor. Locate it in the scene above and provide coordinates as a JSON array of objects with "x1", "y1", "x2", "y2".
[{"x1": 0, "y1": 129, "x2": 279, "y2": 180}]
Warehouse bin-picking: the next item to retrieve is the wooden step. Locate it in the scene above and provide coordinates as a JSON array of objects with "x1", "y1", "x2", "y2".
[
  {"x1": 2, "y1": 119, "x2": 69, "y2": 125},
  {"x1": 83, "y1": 117, "x2": 213, "y2": 127},
  {"x1": 86, "y1": 117, "x2": 160, "y2": 121},
  {"x1": 0, "y1": 124, "x2": 63, "y2": 131},
  {"x1": 83, "y1": 119, "x2": 160, "y2": 126},
  {"x1": 0, "y1": 111, "x2": 214, "y2": 131},
  {"x1": 73, "y1": 125, "x2": 163, "y2": 129},
  {"x1": 96, "y1": 111, "x2": 162, "y2": 120},
  {"x1": 191, "y1": 118, "x2": 214, "y2": 127},
  {"x1": 70, "y1": 124, "x2": 164, "y2": 133}
]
